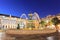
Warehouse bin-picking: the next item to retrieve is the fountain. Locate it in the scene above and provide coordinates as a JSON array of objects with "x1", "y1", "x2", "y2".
[
  {"x1": 32, "y1": 12, "x2": 40, "y2": 29},
  {"x1": 20, "y1": 13, "x2": 28, "y2": 19},
  {"x1": 19, "y1": 13, "x2": 28, "y2": 29},
  {"x1": 32, "y1": 12, "x2": 40, "y2": 22},
  {"x1": 28, "y1": 13, "x2": 34, "y2": 30},
  {"x1": 5, "y1": 12, "x2": 56, "y2": 40}
]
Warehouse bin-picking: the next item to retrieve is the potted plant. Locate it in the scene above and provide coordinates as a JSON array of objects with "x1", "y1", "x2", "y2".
[{"x1": 51, "y1": 17, "x2": 60, "y2": 32}]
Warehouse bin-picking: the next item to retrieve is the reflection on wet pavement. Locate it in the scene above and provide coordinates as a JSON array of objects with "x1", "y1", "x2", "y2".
[
  {"x1": 46, "y1": 36, "x2": 55, "y2": 40},
  {"x1": 1, "y1": 32, "x2": 60, "y2": 40}
]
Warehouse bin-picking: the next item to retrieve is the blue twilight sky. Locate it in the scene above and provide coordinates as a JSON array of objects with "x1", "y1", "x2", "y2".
[{"x1": 0, "y1": 0, "x2": 60, "y2": 18}]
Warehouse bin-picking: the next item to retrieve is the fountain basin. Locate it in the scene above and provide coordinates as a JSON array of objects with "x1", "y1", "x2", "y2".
[{"x1": 6, "y1": 29, "x2": 56, "y2": 35}]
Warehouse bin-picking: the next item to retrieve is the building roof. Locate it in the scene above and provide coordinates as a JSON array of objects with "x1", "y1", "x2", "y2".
[
  {"x1": 0, "y1": 14, "x2": 20, "y2": 18},
  {"x1": 56, "y1": 13, "x2": 60, "y2": 16}
]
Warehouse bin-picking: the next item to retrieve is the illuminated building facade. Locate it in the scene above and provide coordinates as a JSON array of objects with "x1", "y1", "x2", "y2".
[
  {"x1": 0, "y1": 12, "x2": 40, "y2": 30},
  {"x1": 0, "y1": 14, "x2": 18, "y2": 29},
  {"x1": 0, "y1": 13, "x2": 60, "y2": 30}
]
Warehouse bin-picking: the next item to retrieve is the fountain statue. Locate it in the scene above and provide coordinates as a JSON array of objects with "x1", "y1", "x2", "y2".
[{"x1": 28, "y1": 13, "x2": 33, "y2": 20}]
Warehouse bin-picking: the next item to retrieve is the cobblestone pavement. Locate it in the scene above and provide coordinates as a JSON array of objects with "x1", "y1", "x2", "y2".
[{"x1": 5, "y1": 32, "x2": 60, "y2": 40}]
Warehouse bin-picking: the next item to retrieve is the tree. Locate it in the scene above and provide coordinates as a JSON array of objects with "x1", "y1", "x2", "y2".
[
  {"x1": 17, "y1": 24, "x2": 20, "y2": 29},
  {"x1": 51, "y1": 17, "x2": 59, "y2": 25},
  {"x1": 40, "y1": 21, "x2": 46, "y2": 27},
  {"x1": 58, "y1": 20, "x2": 60, "y2": 24}
]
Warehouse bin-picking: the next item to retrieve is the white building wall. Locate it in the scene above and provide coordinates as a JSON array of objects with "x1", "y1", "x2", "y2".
[{"x1": 0, "y1": 16, "x2": 17, "y2": 29}]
